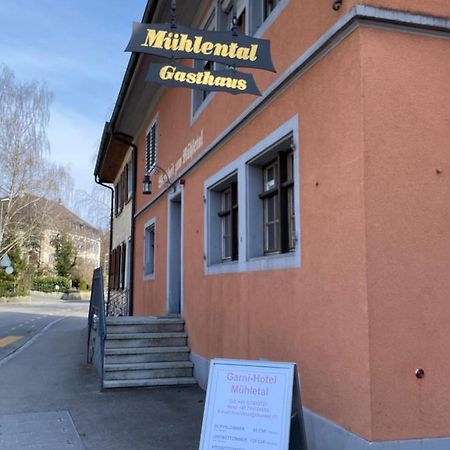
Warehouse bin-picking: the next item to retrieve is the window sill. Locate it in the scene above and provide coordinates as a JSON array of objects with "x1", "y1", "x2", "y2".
[
  {"x1": 247, "y1": 251, "x2": 298, "y2": 270},
  {"x1": 204, "y1": 250, "x2": 300, "y2": 275},
  {"x1": 205, "y1": 260, "x2": 239, "y2": 275},
  {"x1": 143, "y1": 273, "x2": 155, "y2": 281}
]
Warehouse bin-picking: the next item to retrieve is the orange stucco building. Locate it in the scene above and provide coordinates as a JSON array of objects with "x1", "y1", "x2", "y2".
[{"x1": 95, "y1": 1, "x2": 450, "y2": 448}]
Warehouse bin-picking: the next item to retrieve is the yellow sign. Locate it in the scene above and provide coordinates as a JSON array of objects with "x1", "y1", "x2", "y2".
[
  {"x1": 146, "y1": 63, "x2": 261, "y2": 96},
  {"x1": 126, "y1": 23, "x2": 275, "y2": 72},
  {"x1": 141, "y1": 29, "x2": 259, "y2": 63}
]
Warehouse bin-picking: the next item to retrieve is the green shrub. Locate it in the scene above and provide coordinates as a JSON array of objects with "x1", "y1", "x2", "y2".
[
  {"x1": 0, "y1": 278, "x2": 18, "y2": 297},
  {"x1": 32, "y1": 275, "x2": 70, "y2": 293},
  {"x1": 72, "y1": 276, "x2": 80, "y2": 289},
  {"x1": 79, "y1": 278, "x2": 88, "y2": 291}
]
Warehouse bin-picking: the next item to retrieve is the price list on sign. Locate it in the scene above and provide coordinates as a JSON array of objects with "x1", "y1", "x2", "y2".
[{"x1": 199, "y1": 359, "x2": 307, "y2": 450}]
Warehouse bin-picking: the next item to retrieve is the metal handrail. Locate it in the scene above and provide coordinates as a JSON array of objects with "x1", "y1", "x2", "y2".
[
  {"x1": 107, "y1": 288, "x2": 130, "y2": 317},
  {"x1": 87, "y1": 267, "x2": 107, "y2": 390}
]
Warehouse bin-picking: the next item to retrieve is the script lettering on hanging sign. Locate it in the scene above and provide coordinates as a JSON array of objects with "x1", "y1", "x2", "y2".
[
  {"x1": 146, "y1": 63, "x2": 261, "y2": 96},
  {"x1": 126, "y1": 23, "x2": 275, "y2": 72}
]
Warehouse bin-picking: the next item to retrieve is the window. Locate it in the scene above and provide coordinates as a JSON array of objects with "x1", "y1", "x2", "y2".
[
  {"x1": 260, "y1": 150, "x2": 295, "y2": 254},
  {"x1": 219, "y1": 183, "x2": 238, "y2": 260},
  {"x1": 248, "y1": 0, "x2": 287, "y2": 36},
  {"x1": 114, "y1": 187, "x2": 119, "y2": 216},
  {"x1": 204, "y1": 116, "x2": 300, "y2": 274},
  {"x1": 220, "y1": 188, "x2": 233, "y2": 259},
  {"x1": 206, "y1": 172, "x2": 238, "y2": 265},
  {"x1": 144, "y1": 221, "x2": 155, "y2": 277},
  {"x1": 145, "y1": 120, "x2": 158, "y2": 173},
  {"x1": 110, "y1": 247, "x2": 119, "y2": 290},
  {"x1": 219, "y1": 0, "x2": 246, "y2": 33},
  {"x1": 127, "y1": 161, "x2": 133, "y2": 200},
  {"x1": 263, "y1": 0, "x2": 280, "y2": 20},
  {"x1": 125, "y1": 237, "x2": 131, "y2": 289},
  {"x1": 119, "y1": 242, "x2": 126, "y2": 290},
  {"x1": 286, "y1": 151, "x2": 295, "y2": 250},
  {"x1": 193, "y1": 9, "x2": 216, "y2": 115},
  {"x1": 110, "y1": 243, "x2": 127, "y2": 290},
  {"x1": 248, "y1": 134, "x2": 296, "y2": 258},
  {"x1": 114, "y1": 248, "x2": 120, "y2": 289},
  {"x1": 114, "y1": 163, "x2": 131, "y2": 216},
  {"x1": 262, "y1": 161, "x2": 280, "y2": 253}
]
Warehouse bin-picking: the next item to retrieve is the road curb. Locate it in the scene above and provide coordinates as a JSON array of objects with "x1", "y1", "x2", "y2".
[{"x1": 0, "y1": 296, "x2": 32, "y2": 303}]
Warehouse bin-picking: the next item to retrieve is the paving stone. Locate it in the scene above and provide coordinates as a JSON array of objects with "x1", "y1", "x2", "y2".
[{"x1": 0, "y1": 411, "x2": 84, "y2": 449}]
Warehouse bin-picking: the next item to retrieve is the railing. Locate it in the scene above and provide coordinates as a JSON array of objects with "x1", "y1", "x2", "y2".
[
  {"x1": 107, "y1": 289, "x2": 130, "y2": 316},
  {"x1": 87, "y1": 267, "x2": 106, "y2": 390}
]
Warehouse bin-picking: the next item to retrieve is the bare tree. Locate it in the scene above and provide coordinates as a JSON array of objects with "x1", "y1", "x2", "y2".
[
  {"x1": 72, "y1": 151, "x2": 112, "y2": 231},
  {"x1": 0, "y1": 64, "x2": 73, "y2": 259},
  {"x1": 74, "y1": 184, "x2": 111, "y2": 231}
]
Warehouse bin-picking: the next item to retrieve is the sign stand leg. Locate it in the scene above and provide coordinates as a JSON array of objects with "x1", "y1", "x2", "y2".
[{"x1": 289, "y1": 368, "x2": 308, "y2": 449}]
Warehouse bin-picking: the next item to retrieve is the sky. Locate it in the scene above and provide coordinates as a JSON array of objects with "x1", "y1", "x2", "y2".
[{"x1": 0, "y1": 0, "x2": 147, "y2": 217}]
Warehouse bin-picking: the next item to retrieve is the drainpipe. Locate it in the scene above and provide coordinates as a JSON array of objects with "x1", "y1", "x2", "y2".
[
  {"x1": 95, "y1": 175, "x2": 114, "y2": 311},
  {"x1": 111, "y1": 132, "x2": 137, "y2": 316}
]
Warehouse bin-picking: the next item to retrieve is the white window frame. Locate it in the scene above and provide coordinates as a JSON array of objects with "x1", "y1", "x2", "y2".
[
  {"x1": 191, "y1": 0, "x2": 290, "y2": 124},
  {"x1": 204, "y1": 115, "x2": 300, "y2": 275},
  {"x1": 192, "y1": 7, "x2": 217, "y2": 118},
  {"x1": 205, "y1": 172, "x2": 238, "y2": 266},
  {"x1": 127, "y1": 159, "x2": 133, "y2": 200},
  {"x1": 144, "y1": 218, "x2": 156, "y2": 280},
  {"x1": 249, "y1": 0, "x2": 290, "y2": 36},
  {"x1": 220, "y1": 0, "x2": 247, "y2": 33},
  {"x1": 221, "y1": 187, "x2": 233, "y2": 260}
]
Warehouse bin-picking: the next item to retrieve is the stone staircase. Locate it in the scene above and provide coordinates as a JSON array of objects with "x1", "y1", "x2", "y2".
[{"x1": 103, "y1": 316, "x2": 196, "y2": 389}]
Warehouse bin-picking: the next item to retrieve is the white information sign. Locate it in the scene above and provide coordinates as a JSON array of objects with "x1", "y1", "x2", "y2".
[{"x1": 199, "y1": 359, "x2": 296, "y2": 450}]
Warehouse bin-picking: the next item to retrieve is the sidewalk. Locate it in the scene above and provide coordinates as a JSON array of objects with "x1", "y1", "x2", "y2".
[{"x1": 0, "y1": 315, "x2": 205, "y2": 449}]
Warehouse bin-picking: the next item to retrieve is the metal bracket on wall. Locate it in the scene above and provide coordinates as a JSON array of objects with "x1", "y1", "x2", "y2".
[{"x1": 333, "y1": 0, "x2": 343, "y2": 11}]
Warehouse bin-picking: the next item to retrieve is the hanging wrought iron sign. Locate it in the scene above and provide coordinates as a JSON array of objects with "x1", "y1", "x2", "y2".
[
  {"x1": 146, "y1": 62, "x2": 261, "y2": 96},
  {"x1": 126, "y1": 23, "x2": 275, "y2": 72},
  {"x1": 125, "y1": 1, "x2": 274, "y2": 96}
]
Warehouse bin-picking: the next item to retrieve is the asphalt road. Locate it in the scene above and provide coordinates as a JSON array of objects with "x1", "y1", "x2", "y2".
[{"x1": 0, "y1": 295, "x2": 89, "y2": 362}]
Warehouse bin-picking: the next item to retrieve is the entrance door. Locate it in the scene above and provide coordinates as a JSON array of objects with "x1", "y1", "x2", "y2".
[{"x1": 167, "y1": 190, "x2": 182, "y2": 315}]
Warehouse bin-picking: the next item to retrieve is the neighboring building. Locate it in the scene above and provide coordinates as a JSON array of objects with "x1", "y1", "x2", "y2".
[
  {"x1": 95, "y1": 126, "x2": 135, "y2": 315},
  {"x1": 6, "y1": 194, "x2": 102, "y2": 280},
  {"x1": 95, "y1": 1, "x2": 450, "y2": 449},
  {"x1": 34, "y1": 197, "x2": 102, "y2": 280}
]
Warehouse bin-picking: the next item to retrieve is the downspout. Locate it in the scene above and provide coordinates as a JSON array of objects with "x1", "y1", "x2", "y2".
[
  {"x1": 111, "y1": 132, "x2": 137, "y2": 316},
  {"x1": 130, "y1": 145, "x2": 137, "y2": 316},
  {"x1": 95, "y1": 176, "x2": 114, "y2": 312}
]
